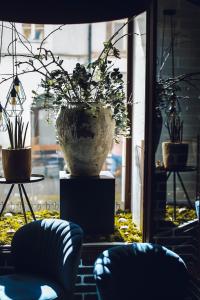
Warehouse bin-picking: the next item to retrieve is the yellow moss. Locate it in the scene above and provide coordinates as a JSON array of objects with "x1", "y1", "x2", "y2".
[
  {"x1": 165, "y1": 205, "x2": 196, "y2": 226},
  {"x1": 115, "y1": 211, "x2": 142, "y2": 243},
  {"x1": 0, "y1": 210, "x2": 142, "y2": 245}
]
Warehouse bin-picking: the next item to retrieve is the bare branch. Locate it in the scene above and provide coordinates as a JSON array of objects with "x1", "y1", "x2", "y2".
[
  {"x1": 7, "y1": 38, "x2": 17, "y2": 56},
  {"x1": 112, "y1": 33, "x2": 133, "y2": 48},
  {"x1": 10, "y1": 22, "x2": 33, "y2": 55},
  {"x1": 38, "y1": 47, "x2": 80, "y2": 100},
  {"x1": 39, "y1": 25, "x2": 65, "y2": 56}
]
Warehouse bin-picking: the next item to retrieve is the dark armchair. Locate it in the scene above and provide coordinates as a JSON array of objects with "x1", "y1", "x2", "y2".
[
  {"x1": 94, "y1": 243, "x2": 189, "y2": 300},
  {"x1": 0, "y1": 218, "x2": 83, "y2": 300}
]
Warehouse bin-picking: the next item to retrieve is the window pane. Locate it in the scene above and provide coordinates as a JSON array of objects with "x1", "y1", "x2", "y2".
[
  {"x1": 34, "y1": 24, "x2": 44, "y2": 40},
  {"x1": 102, "y1": 139, "x2": 124, "y2": 210},
  {"x1": 154, "y1": 0, "x2": 200, "y2": 233},
  {"x1": 0, "y1": 21, "x2": 127, "y2": 219},
  {"x1": 113, "y1": 22, "x2": 124, "y2": 51},
  {"x1": 22, "y1": 23, "x2": 31, "y2": 40},
  {"x1": 131, "y1": 13, "x2": 146, "y2": 229}
]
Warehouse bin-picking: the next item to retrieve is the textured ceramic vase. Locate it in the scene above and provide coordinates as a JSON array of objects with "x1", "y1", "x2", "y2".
[
  {"x1": 162, "y1": 142, "x2": 189, "y2": 170},
  {"x1": 56, "y1": 103, "x2": 115, "y2": 176},
  {"x1": 2, "y1": 147, "x2": 32, "y2": 181}
]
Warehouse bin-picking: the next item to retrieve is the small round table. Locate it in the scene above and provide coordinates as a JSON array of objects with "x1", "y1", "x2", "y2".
[
  {"x1": 164, "y1": 166, "x2": 196, "y2": 220},
  {"x1": 0, "y1": 174, "x2": 44, "y2": 223}
]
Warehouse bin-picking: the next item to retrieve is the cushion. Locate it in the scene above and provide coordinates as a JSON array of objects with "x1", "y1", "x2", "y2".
[{"x1": 0, "y1": 273, "x2": 65, "y2": 300}]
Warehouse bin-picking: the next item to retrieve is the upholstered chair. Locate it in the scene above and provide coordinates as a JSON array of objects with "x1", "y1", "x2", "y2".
[
  {"x1": 0, "y1": 218, "x2": 83, "y2": 300},
  {"x1": 94, "y1": 243, "x2": 189, "y2": 300}
]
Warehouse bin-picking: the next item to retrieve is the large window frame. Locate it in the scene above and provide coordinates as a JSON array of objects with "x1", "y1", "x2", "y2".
[
  {"x1": 142, "y1": 0, "x2": 157, "y2": 242},
  {"x1": 0, "y1": 2, "x2": 156, "y2": 244},
  {"x1": 125, "y1": 2, "x2": 157, "y2": 241}
]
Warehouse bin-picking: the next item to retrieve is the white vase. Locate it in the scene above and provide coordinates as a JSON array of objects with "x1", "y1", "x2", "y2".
[{"x1": 56, "y1": 103, "x2": 115, "y2": 176}]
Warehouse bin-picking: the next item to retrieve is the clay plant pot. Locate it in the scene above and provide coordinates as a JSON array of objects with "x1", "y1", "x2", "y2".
[
  {"x1": 2, "y1": 147, "x2": 32, "y2": 181},
  {"x1": 162, "y1": 142, "x2": 189, "y2": 170},
  {"x1": 56, "y1": 103, "x2": 115, "y2": 177}
]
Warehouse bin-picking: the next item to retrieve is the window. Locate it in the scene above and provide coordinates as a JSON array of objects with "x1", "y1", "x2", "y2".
[
  {"x1": 22, "y1": 24, "x2": 44, "y2": 41},
  {"x1": 112, "y1": 21, "x2": 127, "y2": 52},
  {"x1": 0, "y1": 20, "x2": 142, "y2": 244},
  {"x1": 0, "y1": 22, "x2": 128, "y2": 213}
]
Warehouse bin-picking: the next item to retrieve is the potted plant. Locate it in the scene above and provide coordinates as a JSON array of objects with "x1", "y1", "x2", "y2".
[
  {"x1": 7, "y1": 23, "x2": 130, "y2": 177},
  {"x1": 155, "y1": 72, "x2": 200, "y2": 153},
  {"x1": 162, "y1": 107, "x2": 188, "y2": 170},
  {"x1": 2, "y1": 116, "x2": 31, "y2": 181},
  {"x1": 156, "y1": 70, "x2": 200, "y2": 170},
  {"x1": 155, "y1": 9, "x2": 200, "y2": 155}
]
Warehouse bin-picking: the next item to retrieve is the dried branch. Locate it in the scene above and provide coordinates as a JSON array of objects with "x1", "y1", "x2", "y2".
[
  {"x1": 89, "y1": 18, "x2": 134, "y2": 81},
  {"x1": 39, "y1": 24, "x2": 65, "y2": 56},
  {"x1": 38, "y1": 47, "x2": 80, "y2": 100}
]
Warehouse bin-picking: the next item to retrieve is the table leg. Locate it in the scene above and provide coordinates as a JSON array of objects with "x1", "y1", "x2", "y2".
[
  {"x1": 177, "y1": 172, "x2": 193, "y2": 208},
  {"x1": 0, "y1": 184, "x2": 15, "y2": 217},
  {"x1": 18, "y1": 184, "x2": 27, "y2": 224},
  {"x1": 173, "y1": 171, "x2": 176, "y2": 220},
  {"x1": 20, "y1": 184, "x2": 36, "y2": 221},
  {"x1": 167, "y1": 171, "x2": 171, "y2": 180}
]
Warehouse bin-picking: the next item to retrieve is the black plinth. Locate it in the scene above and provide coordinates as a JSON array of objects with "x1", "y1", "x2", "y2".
[{"x1": 60, "y1": 171, "x2": 115, "y2": 235}]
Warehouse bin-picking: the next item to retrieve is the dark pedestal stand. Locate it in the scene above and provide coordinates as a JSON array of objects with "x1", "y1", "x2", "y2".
[{"x1": 60, "y1": 171, "x2": 115, "y2": 235}]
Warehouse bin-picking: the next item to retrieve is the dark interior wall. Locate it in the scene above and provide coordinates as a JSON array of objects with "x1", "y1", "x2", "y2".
[{"x1": 156, "y1": 0, "x2": 200, "y2": 204}]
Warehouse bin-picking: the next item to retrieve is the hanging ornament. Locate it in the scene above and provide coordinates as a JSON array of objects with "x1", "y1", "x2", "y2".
[
  {"x1": 4, "y1": 80, "x2": 23, "y2": 117},
  {"x1": 14, "y1": 75, "x2": 26, "y2": 104},
  {"x1": 4, "y1": 23, "x2": 26, "y2": 117}
]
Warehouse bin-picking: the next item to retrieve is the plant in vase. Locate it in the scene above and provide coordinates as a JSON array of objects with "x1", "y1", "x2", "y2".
[
  {"x1": 2, "y1": 116, "x2": 31, "y2": 181},
  {"x1": 162, "y1": 100, "x2": 188, "y2": 170},
  {"x1": 155, "y1": 71, "x2": 200, "y2": 156},
  {"x1": 155, "y1": 9, "x2": 200, "y2": 155},
  {"x1": 156, "y1": 67, "x2": 200, "y2": 173},
  {"x1": 2, "y1": 23, "x2": 130, "y2": 177}
]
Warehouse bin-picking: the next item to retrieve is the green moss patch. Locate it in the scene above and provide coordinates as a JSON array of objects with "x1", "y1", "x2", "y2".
[
  {"x1": 0, "y1": 210, "x2": 142, "y2": 245},
  {"x1": 84, "y1": 211, "x2": 142, "y2": 243},
  {"x1": 165, "y1": 205, "x2": 197, "y2": 226},
  {"x1": 0, "y1": 206, "x2": 196, "y2": 246},
  {"x1": 115, "y1": 211, "x2": 142, "y2": 243},
  {"x1": 0, "y1": 210, "x2": 59, "y2": 246}
]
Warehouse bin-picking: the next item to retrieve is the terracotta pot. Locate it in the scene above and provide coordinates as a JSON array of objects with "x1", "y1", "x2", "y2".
[
  {"x1": 56, "y1": 103, "x2": 115, "y2": 176},
  {"x1": 2, "y1": 147, "x2": 32, "y2": 181},
  {"x1": 162, "y1": 142, "x2": 189, "y2": 170}
]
